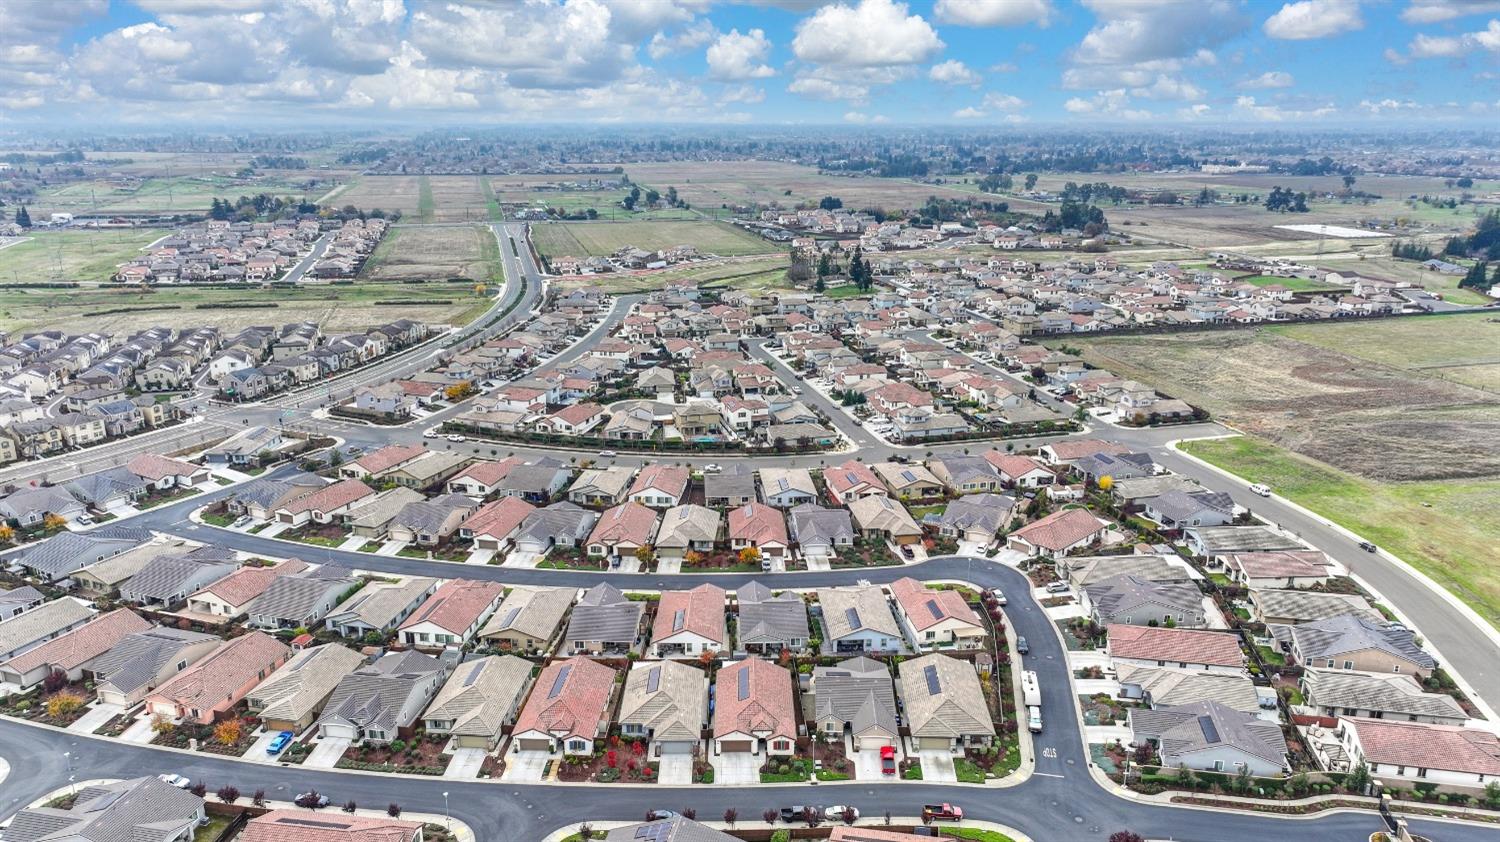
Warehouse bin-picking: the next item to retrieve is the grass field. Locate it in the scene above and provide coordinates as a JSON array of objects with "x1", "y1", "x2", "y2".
[
  {"x1": 552, "y1": 254, "x2": 791, "y2": 294},
  {"x1": 0, "y1": 228, "x2": 169, "y2": 282},
  {"x1": 623, "y1": 160, "x2": 988, "y2": 214},
  {"x1": 531, "y1": 220, "x2": 779, "y2": 259},
  {"x1": 29, "y1": 174, "x2": 322, "y2": 218},
  {"x1": 1181, "y1": 435, "x2": 1500, "y2": 631},
  {"x1": 360, "y1": 225, "x2": 493, "y2": 282},
  {"x1": 337, "y1": 175, "x2": 494, "y2": 223},
  {"x1": 0, "y1": 281, "x2": 488, "y2": 336},
  {"x1": 1236, "y1": 274, "x2": 1339, "y2": 292},
  {"x1": 1058, "y1": 315, "x2": 1500, "y2": 482}
]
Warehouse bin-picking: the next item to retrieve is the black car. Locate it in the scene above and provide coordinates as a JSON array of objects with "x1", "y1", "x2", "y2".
[
  {"x1": 1016, "y1": 636, "x2": 1029, "y2": 655},
  {"x1": 1358, "y1": 540, "x2": 1377, "y2": 553}
]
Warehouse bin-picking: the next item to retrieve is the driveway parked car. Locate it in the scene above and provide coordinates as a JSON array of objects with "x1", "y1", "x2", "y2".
[
  {"x1": 267, "y1": 730, "x2": 293, "y2": 755},
  {"x1": 157, "y1": 774, "x2": 191, "y2": 789}
]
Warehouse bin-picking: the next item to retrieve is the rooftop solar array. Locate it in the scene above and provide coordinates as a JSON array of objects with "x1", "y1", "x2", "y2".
[
  {"x1": 462, "y1": 660, "x2": 485, "y2": 687},
  {"x1": 845, "y1": 607, "x2": 862, "y2": 630},
  {"x1": 926, "y1": 599, "x2": 943, "y2": 620},
  {"x1": 646, "y1": 664, "x2": 661, "y2": 693},
  {"x1": 548, "y1": 663, "x2": 572, "y2": 699},
  {"x1": 1198, "y1": 715, "x2": 1220, "y2": 744},
  {"x1": 924, "y1": 664, "x2": 941, "y2": 695},
  {"x1": 672, "y1": 608, "x2": 686, "y2": 632},
  {"x1": 738, "y1": 664, "x2": 750, "y2": 700}
]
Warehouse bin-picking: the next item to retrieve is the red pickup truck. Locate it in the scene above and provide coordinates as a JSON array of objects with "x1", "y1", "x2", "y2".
[{"x1": 922, "y1": 803, "x2": 963, "y2": 822}]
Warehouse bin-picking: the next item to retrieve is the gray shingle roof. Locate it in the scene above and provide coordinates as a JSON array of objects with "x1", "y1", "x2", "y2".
[
  {"x1": 326, "y1": 577, "x2": 437, "y2": 631},
  {"x1": 1085, "y1": 574, "x2": 1205, "y2": 623},
  {"x1": 247, "y1": 569, "x2": 356, "y2": 625},
  {"x1": 92, "y1": 627, "x2": 220, "y2": 696},
  {"x1": 1130, "y1": 700, "x2": 1287, "y2": 768},
  {"x1": 516, "y1": 502, "x2": 597, "y2": 544},
  {"x1": 818, "y1": 585, "x2": 900, "y2": 641},
  {"x1": 1, "y1": 776, "x2": 204, "y2": 842},
  {"x1": 63, "y1": 467, "x2": 148, "y2": 505},
  {"x1": 1271, "y1": 614, "x2": 1436, "y2": 669},
  {"x1": 936, "y1": 493, "x2": 1015, "y2": 535},
  {"x1": 1251, "y1": 589, "x2": 1380, "y2": 624},
  {"x1": 735, "y1": 581, "x2": 810, "y2": 647},
  {"x1": 1301, "y1": 668, "x2": 1465, "y2": 721},
  {"x1": 118, "y1": 556, "x2": 235, "y2": 603},
  {"x1": 318, "y1": 649, "x2": 447, "y2": 735},
  {"x1": 250, "y1": 643, "x2": 365, "y2": 723},
  {"x1": 0, "y1": 598, "x2": 94, "y2": 660},
  {"x1": 1149, "y1": 489, "x2": 1234, "y2": 522},
  {"x1": 21, "y1": 529, "x2": 149, "y2": 580},
  {"x1": 565, "y1": 582, "x2": 643, "y2": 645},
  {"x1": 788, "y1": 503, "x2": 854, "y2": 546},
  {"x1": 813, "y1": 656, "x2": 897, "y2": 737},
  {"x1": 1115, "y1": 663, "x2": 1262, "y2": 714}
]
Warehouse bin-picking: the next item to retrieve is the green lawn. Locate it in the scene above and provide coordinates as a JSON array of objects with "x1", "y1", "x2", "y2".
[
  {"x1": 1235, "y1": 274, "x2": 1339, "y2": 292},
  {"x1": 1181, "y1": 435, "x2": 1500, "y2": 630},
  {"x1": 939, "y1": 828, "x2": 1018, "y2": 842},
  {"x1": 0, "y1": 228, "x2": 169, "y2": 283},
  {"x1": 417, "y1": 175, "x2": 435, "y2": 223},
  {"x1": 192, "y1": 814, "x2": 233, "y2": 842},
  {"x1": 953, "y1": 757, "x2": 986, "y2": 783}
]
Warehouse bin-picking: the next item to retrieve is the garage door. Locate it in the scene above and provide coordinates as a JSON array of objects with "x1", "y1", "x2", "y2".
[
  {"x1": 660, "y1": 741, "x2": 695, "y2": 755},
  {"x1": 517, "y1": 738, "x2": 552, "y2": 752},
  {"x1": 917, "y1": 736, "x2": 951, "y2": 751},
  {"x1": 856, "y1": 735, "x2": 894, "y2": 751},
  {"x1": 720, "y1": 740, "x2": 753, "y2": 753}
]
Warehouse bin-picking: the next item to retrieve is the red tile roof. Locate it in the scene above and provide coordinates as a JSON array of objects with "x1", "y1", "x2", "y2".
[
  {"x1": 551, "y1": 402, "x2": 605, "y2": 426},
  {"x1": 653, "y1": 584, "x2": 725, "y2": 644},
  {"x1": 728, "y1": 503, "x2": 788, "y2": 547},
  {"x1": 1346, "y1": 717, "x2": 1500, "y2": 776},
  {"x1": 1107, "y1": 625, "x2": 1244, "y2": 668},
  {"x1": 1046, "y1": 439, "x2": 1131, "y2": 461},
  {"x1": 713, "y1": 657, "x2": 794, "y2": 740},
  {"x1": 983, "y1": 452, "x2": 1054, "y2": 480},
  {"x1": 513, "y1": 656, "x2": 617, "y2": 740},
  {"x1": 242, "y1": 809, "x2": 422, "y2": 842},
  {"x1": 449, "y1": 457, "x2": 523, "y2": 488},
  {"x1": 588, "y1": 501, "x2": 659, "y2": 546},
  {"x1": 629, "y1": 465, "x2": 690, "y2": 499},
  {"x1": 889, "y1": 577, "x2": 981, "y2": 632},
  {"x1": 191, "y1": 559, "x2": 309, "y2": 607},
  {"x1": 398, "y1": 579, "x2": 505, "y2": 635},
  {"x1": 461, "y1": 496, "x2": 535, "y2": 539},
  {"x1": 1, "y1": 608, "x2": 150, "y2": 674},
  {"x1": 280, "y1": 479, "x2": 374, "y2": 515},
  {"x1": 149, "y1": 630, "x2": 290, "y2": 711},
  {"x1": 126, "y1": 453, "x2": 201, "y2": 482},
  {"x1": 349, "y1": 444, "x2": 425, "y2": 475},
  {"x1": 824, "y1": 459, "x2": 882, "y2": 498},
  {"x1": 1010, "y1": 508, "x2": 1106, "y2": 551}
]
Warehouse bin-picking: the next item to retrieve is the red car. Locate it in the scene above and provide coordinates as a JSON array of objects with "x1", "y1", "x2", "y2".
[
  {"x1": 922, "y1": 804, "x2": 963, "y2": 822},
  {"x1": 880, "y1": 745, "x2": 896, "y2": 776}
]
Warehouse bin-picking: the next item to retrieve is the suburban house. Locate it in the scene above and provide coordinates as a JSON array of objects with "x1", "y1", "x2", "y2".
[
  {"x1": 1007, "y1": 508, "x2": 1109, "y2": 557},
  {"x1": 565, "y1": 583, "x2": 644, "y2": 655},
  {"x1": 871, "y1": 462, "x2": 943, "y2": 499},
  {"x1": 511, "y1": 656, "x2": 618, "y2": 756},
  {"x1": 899, "y1": 653, "x2": 996, "y2": 751},
  {"x1": 1107, "y1": 625, "x2": 1246, "y2": 675},
  {"x1": 317, "y1": 649, "x2": 449, "y2": 744},
  {"x1": 847, "y1": 495, "x2": 922, "y2": 545},
  {"x1": 728, "y1": 502, "x2": 790, "y2": 559},
  {"x1": 586, "y1": 501, "x2": 659, "y2": 562},
  {"x1": 602, "y1": 819, "x2": 737, "y2": 842},
  {"x1": 0, "y1": 585, "x2": 44, "y2": 620},
  {"x1": 1129, "y1": 700, "x2": 1288, "y2": 776},
  {"x1": 422, "y1": 654, "x2": 533, "y2": 750},
  {"x1": 1269, "y1": 614, "x2": 1436, "y2": 678},
  {"x1": 817, "y1": 585, "x2": 905, "y2": 654},
  {"x1": 513, "y1": 502, "x2": 598, "y2": 558},
  {"x1": 92, "y1": 627, "x2": 221, "y2": 707},
  {"x1": 1250, "y1": 590, "x2": 1380, "y2": 626},
  {"x1": 398, "y1": 578, "x2": 506, "y2": 650},
  {"x1": 928, "y1": 455, "x2": 1000, "y2": 494},
  {"x1": 445, "y1": 458, "x2": 522, "y2": 497},
  {"x1": 567, "y1": 466, "x2": 637, "y2": 506},
  {"x1": 1328, "y1": 717, "x2": 1500, "y2": 785},
  {"x1": 650, "y1": 584, "x2": 726, "y2": 658},
  {"x1": 118, "y1": 551, "x2": 236, "y2": 610},
  {"x1": 758, "y1": 467, "x2": 817, "y2": 507},
  {"x1": 0, "y1": 598, "x2": 95, "y2": 662},
  {"x1": 1, "y1": 777, "x2": 205, "y2": 842},
  {"x1": 125, "y1": 453, "x2": 211, "y2": 489},
  {"x1": 0, "y1": 607, "x2": 150, "y2": 692},
  {"x1": 478, "y1": 585, "x2": 574, "y2": 654},
  {"x1": 618, "y1": 659, "x2": 709, "y2": 759},
  {"x1": 704, "y1": 468, "x2": 757, "y2": 508},
  {"x1": 241, "y1": 810, "x2": 424, "y2": 842},
  {"x1": 458, "y1": 496, "x2": 537, "y2": 554},
  {"x1": 274, "y1": 479, "x2": 376, "y2": 526},
  {"x1": 18, "y1": 527, "x2": 151, "y2": 582},
  {"x1": 788, "y1": 503, "x2": 855, "y2": 560},
  {"x1": 245, "y1": 566, "x2": 358, "y2": 631},
  {"x1": 735, "y1": 580, "x2": 810, "y2": 655},
  {"x1": 1083, "y1": 575, "x2": 1209, "y2": 628},
  {"x1": 652, "y1": 504, "x2": 722, "y2": 561},
  {"x1": 324, "y1": 576, "x2": 438, "y2": 639},
  {"x1": 712, "y1": 657, "x2": 796, "y2": 758},
  {"x1": 184, "y1": 558, "x2": 310, "y2": 622},
  {"x1": 493, "y1": 464, "x2": 571, "y2": 504},
  {"x1": 1114, "y1": 663, "x2": 1263, "y2": 715},
  {"x1": 1222, "y1": 551, "x2": 1335, "y2": 589},
  {"x1": 812, "y1": 656, "x2": 900, "y2": 750},
  {"x1": 1184, "y1": 525, "x2": 1307, "y2": 558},
  {"x1": 1300, "y1": 668, "x2": 1466, "y2": 725},
  {"x1": 888, "y1": 577, "x2": 987, "y2": 651},
  {"x1": 387, "y1": 494, "x2": 479, "y2": 546},
  {"x1": 338, "y1": 444, "x2": 425, "y2": 481},
  {"x1": 983, "y1": 452, "x2": 1056, "y2": 488},
  {"x1": 245, "y1": 642, "x2": 366, "y2": 733},
  {"x1": 145, "y1": 630, "x2": 291, "y2": 725},
  {"x1": 823, "y1": 459, "x2": 887, "y2": 504},
  {"x1": 935, "y1": 493, "x2": 1015, "y2": 546},
  {"x1": 628, "y1": 465, "x2": 691, "y2": 508},
  {"x1": 1143, "y1": 490, "x2": 1236, "y2": 531}
]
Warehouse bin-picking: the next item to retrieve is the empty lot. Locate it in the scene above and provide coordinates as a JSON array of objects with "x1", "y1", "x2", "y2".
[
  {"x1": 361, "y1": 225, "x2": 494, "y2": 282},
  {"x1": 0, "y1": 228, "x2": 169, "y2": 282},
  {"x1": 531, "y1": 220, "x2": 778, "y2": 259},
  {"x1": 623, "y1": 160, "x2": 992, "y2": 213}
]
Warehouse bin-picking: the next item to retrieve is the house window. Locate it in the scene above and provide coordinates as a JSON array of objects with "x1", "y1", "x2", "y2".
[
  {"x1": 772, "y1": 740, "x2": 790, "y2": 751},
  {"x1": 1342, "y1": 660, "x2": 1354, "y2": 670},
  {"x1": 1326, "y1": 659, "x2": 1336, "y2": 668},
  {"x1": 1392, "y1": 665, "x2": 1402, "y2": 673},
  {"x1": 1213, "y1": 760, "x2": 1225, "y2": 772},
  {"x1": 567, "y1": 740, "x2": 586, "y2": 752}
]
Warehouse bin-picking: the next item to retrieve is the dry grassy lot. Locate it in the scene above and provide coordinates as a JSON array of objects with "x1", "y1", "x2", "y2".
[
  {"x1": 623, "y1": 160, "x2": 988, "y2": 212},
  {"x1": 360, "y1": 225, "x2": 493, "y2": 282},
  {"x1": 531, "y1": 219, "x2": 778, "y2": 259}
]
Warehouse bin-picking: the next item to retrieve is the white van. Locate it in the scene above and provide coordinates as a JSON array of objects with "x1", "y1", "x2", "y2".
[{"x1": 1027, "y1": 705, "x2": 1043, "y2": 733}]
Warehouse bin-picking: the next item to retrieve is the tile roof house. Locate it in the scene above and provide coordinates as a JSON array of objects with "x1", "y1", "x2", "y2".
[
  {"x1": 627, "y1": 465, "x2": 692, "y2": 508},
  {"x1": 1143, "y1": 489, "x2": 1236, "y2": 530},
  {"x1": 338, "y1": 444, "x2": 425, "y2": 480},
  {"x1": 478, "y1": 585, "x2": 574, "y2": 654},
  {"x1": 0, "y1": 776, "x2": 205, "y2": 842},
  {"x1": 240, "y1": 809, "x2": 423, "y2": 842},
  {"x1": 423, "y1": 654, "x2": 534, "y2": 749},
  {"x1": 274, "y1": 478, "x2": 376, "y2": 526},
  {"x1": 19, "y1": 527, "x2": 150, "y2": 582},
  {"x1": 1062, "y1": 553, "x2": 1192, "y2": 589},
  {"x1": 818, "y1": 585, "x2": 905, "y2": 654},
  {"x1": 1115, "y1": 663, "x2": 1263, "y2": 715},
  {"x1": 565, "y1": 582, "x2": 644, "y2": 655},
  {"x1": 1269, "y1": 614, "x2": 1435, "y2": 678},
  {"x1": 92, "y1": 626, "x2": 222, "y2": 707},
  {"x1": 1130, "y1": 700, "x2": 1288, "y2": 776},
  {"x1": 735, "y1": 581, "x2": 811, "y2": 656},
  {"x1": 0, "y1": 607, "x2": 150, "y2": 691},
  {"x1": 812, "y1": 656, "x2": 899, "y2": 750},
  {"x1": 703, "y1": 467, "x2": 757, "y2": 508},
  {"x1": 146, "y1": 630, "x2": 291, "y2": 725},
  {"x1": 899, "y1": 653, "x2": 996, "y2": 750},
  {"x1": 245, "y1": 565, "x2": 358, "y2": 631},
  {"x1": 651, "y1": 584, "x2": 726, "y2": 658},
  {"x1": 1007, "y1": 507, "x2": 1109, "y2": 557},
  {"x1": 888, "y1": 577, "x2": 987, "y2": 651},
  {"x1": 398, "y1": 578, "x2": 505, "y2": 649},
  {"x1": 316, "y1": 649, "x2": 449, "y2": 744},
  {"x1": 1222, "y1": 551, "x2": 1335, "y2": 589},
  {"x1": 935, "y1": 493, "x2": 1015, "y2": 545},
  {"x1": 928, "y1": 455, "x2": 1000, "y2": 494},
  {"x1": 728, "y1": 502, "x2": 789, "y2": 559},
  {"x1": 823, "y1": 459, "x2": 887, "y2": 504},
  {"x1": 618, "y1": 659, "x2": 709, "y2": 757},
  {"x1": 1330, "y1": 717, "x2": 1500, "y2": 786},
  {"x1": 1040, "y1": 439, "x2": 1131, "y2": 464},
  {"x1": 493, "y1": 463, "x2": 572, "y2": 504},
  {"x1": 1083, "y1": 575, "x2": 1210, "y2": 628},
  {"x1": 514, "y1": 502, "x2": 599, "y2": 557},
  {"x1": 713, "y1": 657, "x2": 796, "y2": 757},
  {"x1": 653, "y1": 504, "x2": 723, "y2": 561},
  {"x1": 446, "y1": 457, "x2": 524, "y2": 497},
  {"x1": 602, "y1": 818, "x2": 738, "y2": 842},
  {"x1": 982, "y1": 452, "x2": 1057, "y2": 488},
  {"x1": 1250, "y1": 589, "x2": 1380, "y2": 626},
  {"x1": 185, "y1": 558, "x2": 311, "y2": 621},
  {"x1": 586, "y1": 501, "x2": 660, "y2": 561},
  {"x1": 757, "y1": 467, "x2": 817, "y2": 508},
  {"x1": 0, "y1": 597, "x2": 95, "y2": 662},
  {"x1": 847, "y1": 495, "x2": 922, "y2": 545},
  {"x1": 870, "y1": 462, "x2": 943, "y2": 499},
  {"x1": 1301, "y1": 668, "x2": 1465, "y2": 726},
  {"x1": 124, "y1": 453, "x2": 210, "y2": 489},
  {"x1": 119, "y1": 552, "x2": 237, "y2": 610},
  {"x1": 458, "y1": 496, "x2": 537, "y2": 552},
  {"x1": 788, "y1": 503, "x2": 855, "y2": 560},
  {"x1": 567, "y1": 466, "x2": 637, "y2": 506},
  {"x1": 245, "y1": 642, "x2": 366, "y2": 733},
  {"x1": 324, "y1": 576, "x2": 438, "y2": 639},
  {"x1": 1107, "y1": 625, "x2": 1246, "y2": 675},
  {"x1": 1184, "y1": 525, "x2": 1306, "y2": 558},
  {"x1": 512, "y1": 656, "x2": 618, "y2": 755}
]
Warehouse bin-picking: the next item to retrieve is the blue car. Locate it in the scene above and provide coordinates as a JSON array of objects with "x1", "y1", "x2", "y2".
[{"x1": 266, "y1": 731, "x2": 294, "y2": 755}]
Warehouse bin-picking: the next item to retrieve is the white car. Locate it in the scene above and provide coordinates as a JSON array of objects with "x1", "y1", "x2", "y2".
[
  {"x1": 1249, "y1": 483, "x2": 1272, "y2": 497},
  {"x1": 823, "y1": 806, "x2": 859, "y2": 823},
  {"x1": 157, "y1": 774, "x2": 191, "y2": 789},
  {"x1": 987, "y1": 588, "x2": 1007, "y2": 606},
  {"x1": 598, "y1": 450, "x2": 617, "y2": 458},
  {"x1": 446, "y1": 434, "x2": 466, "y2": 443},
  {"x1": 422, "y1": 429, "x2": 439, "y2": 439},
  {"x1": 702, "y1": 464, "x2": 722, "y2": 473}
]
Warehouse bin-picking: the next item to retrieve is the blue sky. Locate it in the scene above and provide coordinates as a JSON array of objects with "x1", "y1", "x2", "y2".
[{"x1": 1, "y1": 0, "x2": 1499, "y2": 127}]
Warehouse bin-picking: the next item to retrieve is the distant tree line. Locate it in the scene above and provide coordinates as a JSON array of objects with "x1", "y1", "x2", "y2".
[
  {"x1": 249, "y1": 155, "x2": 308, "y2": 169},
  {"x1": 1263, "y1": 186, "x2": 1309, "y2": 213},
  {"x1": 1390, "y1": 241, "x2": 1434, "y2": 261},
  {"x1": 1445, "y1": 210, "x2": 1500, "y2": 260}
]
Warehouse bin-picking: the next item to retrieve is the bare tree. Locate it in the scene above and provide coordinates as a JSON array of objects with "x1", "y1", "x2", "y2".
[
  {"x1": 723, "y1": 808, "x2": 737, "y2": 827},
  {"x1": 763, "y1": 808, "x2": 778, "y2": 826},
  {"x1": 681, "y1": 808, "x2": 696, "y2": 821},
  {"x1": 252, "y1": 789, "x2": 267, "y2": 808}
]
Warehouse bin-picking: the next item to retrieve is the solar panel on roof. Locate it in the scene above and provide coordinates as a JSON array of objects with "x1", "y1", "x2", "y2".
[
  {"x1": 636, "y1": 824, "x2": 670, "y2": 841},
  {"x1": 901, "y1": 470, "x2": 916, "y2": 482},
  {"x1": 1198, "y1": 715, "x2": 1220, "y2": 744},
  {"x1": 646, "y1": 665, "x2": 661, "y2": 693},
  {"x1": 462, "y1": 660, "x2": 485, "y2": 687},
  {"x1": 499, "y1": 606, "x2": 522, "y2": 629},
  {"x1": 548, "y1": 663, "x2": 572, "y2": 699},
  {"x1": 672, "y1": 608, "x2": 685, "y2": 632},
  {"x1": 924, "y1": 664, "x2": 941, "y2": 695},
  {"x1": 845, "y1": 472, "x2": 858, "y2": 485},
  {"x1": 845, "y1": 607, "x2": 862, "y2": 630},
  {"x1": 777, "y1": 478, "x2": 789, "y2": 491},
  {"x1": 738, "y1": 665, "x2": 750, "y2": 700},
  {"x1": 926, "y1": 599, "x2": 943, "y2": 619}
]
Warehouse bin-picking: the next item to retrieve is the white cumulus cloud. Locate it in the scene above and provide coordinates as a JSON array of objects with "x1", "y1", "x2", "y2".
[
  {"x1": 1238, "y1": 70, "x2": 1295, "y2": 88},
  {"x1": 1401, "y1": 1, "x2": 1500, "y2": 23},
  {"x1": 933, "y1": 0, "x2": 1053, "y2": 27},
  {"x1": 929, "y1": 59, "x2": 980, "y2": 86},
  {"x1": 706, "y1": 28, "x2": 775, "y2": 79},
  {"x1": 792, "y1": 0, "x2": 944, "y2": 66},
  {"x1": 1263, "y1": 0, "x2": 1364, "y2": 40}
]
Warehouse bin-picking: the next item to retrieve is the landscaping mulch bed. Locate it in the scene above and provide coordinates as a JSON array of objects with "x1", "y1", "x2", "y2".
[
  {"x1": 0, "y1": 682, "x2": 97, "y2": 728},
  {"x1": 337, "y1": 736, "x2": 451, "y2": 775},
  {"x1": 812, "y1": 740, "x2": 852, "y2": 781},
  {"x1": 555, "y1": 744, "x2": 658, "y2": 783},
  {"x1": 282, "y1": 523, "x2": 350, "y2": 547}
]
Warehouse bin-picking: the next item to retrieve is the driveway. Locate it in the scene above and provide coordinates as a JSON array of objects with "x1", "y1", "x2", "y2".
[
  {"x1": 657, "y1": 752, "x2": 693, "y2": 785},
  {"x1": 241, "y1": 728, "x2": 290, "y2": 763},
  {"x1": 500, "y1": 750, "x2": 552, "y2": 782},
  {"x1": 854, "y1": 746, "x2": 898, "y2": 780},
  {"x1": 503, "y1": 550, "x2": 542, "y2": 568},
  {"x1": 710, "y1": 751, "x2": 760, "y2": 786},
  {"x1": 915, "y1": 749, "x2": 957, "y2": 783},
  {"x1": 118, "y1": 714, "x2": 158, "y2": 744},
  {"x1": 443, "y1": 747, "x2": 488, "y2": 779},
  {"x1": 303, "y1": 736, "x2": 351, "y2": 768},
  {"x1": 66, "y1": 702, "x2": 122, "y2": 735}
]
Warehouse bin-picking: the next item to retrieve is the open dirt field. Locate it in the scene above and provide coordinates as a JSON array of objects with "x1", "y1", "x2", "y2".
[
  {"x1": 553, "y1": 253, "x2": 791, "y2": 294},
  {"x1": 1061, "y1": 317, "x2": 1500, "y2": 482},
  {"x1": 0, "y1": 282, "x2": 487, "y2": 337},
  {"x1": 360, "y1": 225, "x2": 494, "y2": 282},
  {"x1": 531, "y1": 219, "x2": 778, "y2": 259},
  {"x1": 333, "y1": 175, "x2": 425, "y2": 218},
  {"x1": 0, "y1": 228, "x2": 170, "y2": 282},
  {"x1": 623, "y1": 161, "x2": 989, "y2": 213},
  {"x1": 1268, "y1": 313, "x2": 1500, "y2": 393},
  {"x1": 336, "y1": 175, "x2": 491, "y2": 223}
]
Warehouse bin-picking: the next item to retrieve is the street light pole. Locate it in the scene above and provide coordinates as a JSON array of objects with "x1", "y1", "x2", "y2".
[{"x1": 442, "y1": 791, "x2": 450, "y2": 828}]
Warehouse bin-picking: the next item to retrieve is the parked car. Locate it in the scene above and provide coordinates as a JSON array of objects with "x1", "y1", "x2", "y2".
[
  {"x1": 824, "y1": 806, "x2": 859, "y2": 823},
  {"x1": 1045, "y1": 581, "x2": 1070, "y2": 593},
  {"x1": 702, "y1": 464, "x2": 722, "y2": 473},
  {"x1": 423, "y1": 428, "x2": 439, "y2": 439},
  {"x1": 598, "y1": 450, "x2": 617, "y2": 458},
  {"x1": 645, "y1": 810, "x2": 678, "y2": 821},
  {"x1": 157, "y1": 774, "x2": 191, "y2": 789},
  {"x1": 1249, "y1": 483, "x2": 1272, "y2": 497},
  {"x1": 266, "y1": 730, "x2": 294, "y2": 755},
  {"x1": 345, "y1": 446, "x2": 363, "y2": 455},
  {"x1": 779, "y1": 806, "x2": 809, "y2": 823},
  {"x1": 922, "y1": 803, "x2": 963, "y2": 822},
  {"x1": 1359, "y1": 540, "x2": 1377, "y2": 552},
  {"x1": 296, "y1": 792, "x2": 331, "y2": 808},
  {"x1": 988, "y1": 588, "x2": 1007, "y2": 605},
  {"x1": 900, "y1": 545, "x2": 915, "y2": 559},
  {"x1": 446, "y1": 433, "x2": 466, "y2": 443},
  {"x1": 881, "y1": 745, "x2": 897, "y2": 775},
  {"x1": 1016, "y1": 636, "x2": 1029, "y2": 655}
]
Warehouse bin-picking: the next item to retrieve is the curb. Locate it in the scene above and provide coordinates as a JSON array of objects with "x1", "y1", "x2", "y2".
[{"x1": 537, "y1": 816, "x2": 1033, "y2": 842}]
